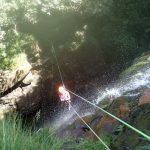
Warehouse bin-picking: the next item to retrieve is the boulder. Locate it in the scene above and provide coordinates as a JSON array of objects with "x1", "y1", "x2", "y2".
[
  {"x1": 63, "y1": 96, "x2": 131, "y2": 140},
  {"x1": 0, "y1": 68, "x2": 42, "y2": 115},
  {"x1": 15, "y1": 85, "x2": 41, "y2": 114},
  {"x1": 139, "y1": 89, "x2": 150, "y2": 105},
  {"x1": 0, "y1": 84, "x2": 41, "y2": 115},
  {"x1": 112, "y1": 104, "x2": 150, "y2": 150},
  {"x1": 0, "y1": 62, "x2": 32, "y2": 94},
  {"x1": 22, "y1": 71, "x2": 33, "y2": 85},
  {"x1": 94, "y1": 97, "x2": 130, "y2": 137}
]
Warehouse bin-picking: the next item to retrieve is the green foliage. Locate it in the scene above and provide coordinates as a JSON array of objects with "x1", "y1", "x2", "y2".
[
  {"x1": 0, "y1": 53, "x2": 28, "y2": 70},
  {"x1": 0, "y1": 115, "x2": 111, "y2": 150},
  {"x1": 77, "y1": 137, "x2": 111, "y2": 150},
  {"x1": 0, "y1": 27, "x2": 35, "y2": 70},
  {"x1": 1, "y1": 0, "x2": 150, "y2": 72},
  {"x1": 115, "y1": 125, "x2": 124, "y2": 133},
  {"x1": 70, "y1": 28, "x2": 86, "y2": 51},
  {"x1": 138, "y1": 131, "x2": 150, "y2": 149},
  {"x1": 0, "y1": 116, "x2": 64, "y2": 150}
]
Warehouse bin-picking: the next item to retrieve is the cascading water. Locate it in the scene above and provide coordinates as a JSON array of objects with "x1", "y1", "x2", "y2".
[
  {"x1": 96, "y1": 66, "x2": 150, "y2": 103},
  {"x1": 53, "y1": 65, "x2": 150, "y2": 133},
  {"x1": 51, "y1": 64, "x2": 150, "y2": 134}
]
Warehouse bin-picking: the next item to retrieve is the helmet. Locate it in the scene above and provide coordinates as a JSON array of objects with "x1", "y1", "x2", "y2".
[{"x1": 58, "y1": 86, "x2": 65, "y2": 93}]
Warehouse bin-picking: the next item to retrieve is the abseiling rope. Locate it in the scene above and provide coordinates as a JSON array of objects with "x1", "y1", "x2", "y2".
[
  {"x1": 69, "y1": 103, "x2": 111, "y2": 150},
  {"x1": 66, "y1": 89, "x2": 150, "y2": 141},
  {"x1": 51, "y1": 45, "x2": 111, "y2": 150},
  {"x1": 51, "y1": 45, "x2": 65, "y2": 87}
]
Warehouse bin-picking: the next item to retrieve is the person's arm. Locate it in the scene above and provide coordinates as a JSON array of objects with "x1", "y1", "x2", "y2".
[{"x1": 65, "y1": 91, "x2": 71, "y2": 101}]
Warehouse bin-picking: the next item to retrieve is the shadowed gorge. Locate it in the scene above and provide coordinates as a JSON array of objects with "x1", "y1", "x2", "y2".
[{"x1": 0, "y1": 0, "x2": 150, "y2": 150}]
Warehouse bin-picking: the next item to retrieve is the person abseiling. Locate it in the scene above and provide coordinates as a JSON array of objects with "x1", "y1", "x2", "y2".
[{"x1": 58, "y1": 86, "x2": 71, "y2": 110}]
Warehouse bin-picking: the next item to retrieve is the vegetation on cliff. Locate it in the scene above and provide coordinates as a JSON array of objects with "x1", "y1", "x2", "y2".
[
  {"x1": 1, "y1": 0, "x2": 150, "y2": 73},
  {"x1": 0, "y1": 115, "x2": 110, "y2": 150}
]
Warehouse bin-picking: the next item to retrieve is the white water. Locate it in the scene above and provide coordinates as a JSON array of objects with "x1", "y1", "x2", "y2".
[
  {"x1": 51, "y1": 105, "x2": 79, "y2": 130},
  {"x1": 51, "y1": 66, "x2": 150, "y2": 131},
  {"x1": 96, "y1": 67, "x2": 150, "y2": 103}
]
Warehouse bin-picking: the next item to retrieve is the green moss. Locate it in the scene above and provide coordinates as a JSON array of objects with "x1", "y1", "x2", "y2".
[
  {"x1": 99, "y1": 98, "x2": 112, "y2": 108},
  {"x1": 119, "y1": 53, "x2": 150, "y2": 79}
]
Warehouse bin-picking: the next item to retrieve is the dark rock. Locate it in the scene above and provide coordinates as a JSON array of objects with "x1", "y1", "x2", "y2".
[
  {"x1": 112, "y1": 100, "x2": 150, "y2": 149},
  {"x1": 139, "y1": 89, "x2": 150, "y2": 106}
]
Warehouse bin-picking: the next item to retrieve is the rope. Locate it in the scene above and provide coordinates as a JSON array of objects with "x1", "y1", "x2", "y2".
[
  {"x1": 51, "y1": 45, "x2": 65, "y2": 87},
  {"x1": 51, "y1": 45, "x2": 111, "y2": 149},
  {"x1": 66, "y1": 89, "x2": 150, "y2": 141},
  {"x1": 69, "y1": 103, "x2": 111, "y2": 150}
]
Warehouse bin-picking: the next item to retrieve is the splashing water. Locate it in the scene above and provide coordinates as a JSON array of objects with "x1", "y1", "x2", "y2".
[
  {"x1": 49, "y1": 66, "x2": 150, "y2": 131},
  {"x1": 51, "y1": 105, "x2": 79, "y2": 130},
  {"x1": 51, "y1": 105, "x2": 93, "y2": 131},
  {"x1": 96, "y1": 67, "x2": 150, "y2": 103}
]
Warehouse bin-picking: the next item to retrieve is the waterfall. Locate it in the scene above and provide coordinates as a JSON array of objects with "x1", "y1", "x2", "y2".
[{"x1": 96, "y1": 67, "x2": 150, "y2": 103}]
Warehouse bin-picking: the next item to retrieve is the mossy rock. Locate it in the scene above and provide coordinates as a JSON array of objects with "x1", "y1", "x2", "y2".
[
  {"x1": 111, "y1": 104, "x2": 150, "y2": 149},
  {"x1": 98, "y1": 98, "x2": 112, "y2": 109},
  {"x1": 119, "y1": 52, "x2": 150, "y2": 79}
]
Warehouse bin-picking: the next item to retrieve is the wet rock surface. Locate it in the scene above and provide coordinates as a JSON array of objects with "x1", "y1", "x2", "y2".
[
  {"x1": 55, "y1": 53, "x2": 150, "y2": 149},
  {"x1": 139, "y1": 89, "x2": 150, "y2": 106},
  {"x1": 112, "y1": 104, "x2": 150, "y2": 150},
  {"x1": 56, "y1": 91, "x2": 150, "y2": 149}
]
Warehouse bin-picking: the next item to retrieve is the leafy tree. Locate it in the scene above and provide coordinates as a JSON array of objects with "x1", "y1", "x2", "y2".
[{"x1": 0, "y1": 0, "x2": 150, "y2": 70}]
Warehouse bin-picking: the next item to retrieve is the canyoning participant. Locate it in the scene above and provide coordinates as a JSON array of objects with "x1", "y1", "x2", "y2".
[{"x1": 58, "y1": 86, "x2": 71, "y2": 110}]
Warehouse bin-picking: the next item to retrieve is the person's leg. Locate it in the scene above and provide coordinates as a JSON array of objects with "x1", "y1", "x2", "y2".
[{"x1": 64, "y1": 101, "x2": 71, "y2": 110}]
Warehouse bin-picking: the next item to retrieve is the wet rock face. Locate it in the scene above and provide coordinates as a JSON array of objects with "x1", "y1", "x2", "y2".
[
  {"x1": 112, "y1": 104, "x2": 150, "y2": 150},
  {"x1": 110, "y1": 90, "x2": 150, "y2": 149},
  {"x1": 54, "y1": 52, "x2": 150, "y2": 149},
  {"x1": 56, "y1": 96, "x2": 131, "y2": 139},
  {"x1": 139, "y1": 89, "x2": 150, "y2": 105},
  {"x1": 93, "y1": 97, "x2": 130, "y2": 136},
  {"x1": 60, "y1": 92, "x2": 149, "y2": 149}
]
